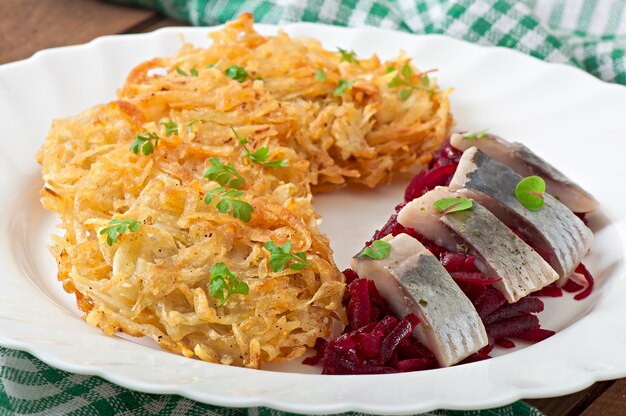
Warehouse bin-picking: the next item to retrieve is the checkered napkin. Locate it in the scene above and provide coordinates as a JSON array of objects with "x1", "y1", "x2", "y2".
[
  {"x1": 6, "y1": 0, "x2": 624, "y2": 414},
  {"x1": 117, "y1": 0, "x2": 626, "y2": 84}
]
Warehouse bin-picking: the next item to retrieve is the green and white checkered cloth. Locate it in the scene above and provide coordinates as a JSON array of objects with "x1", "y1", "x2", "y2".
[
  {"x1": 116, "y1": 0, "x2": 626, "y2": 84},
  {"x1": 0, "y1": 345, "x2": 542, "y2": 415},
  {"x1": 3, "y1": 0, "x2": 624, "y2": 414}
]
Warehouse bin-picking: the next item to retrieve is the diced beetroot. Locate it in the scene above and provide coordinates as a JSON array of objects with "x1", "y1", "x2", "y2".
[
  {"x1": 396, "y1": 339, "x2": 435, "y2": 361},
  {"x1": 404, "y1": 163, "x2": 458, "y2": 202},
  {"x1": 331, "y1": 333, "x2": 358, "y2": 351},
  {"x1": 450, "y1": 272, "x2": 502, "y2": 285},
  {"x1": 495, "y1": 338, "x2": 516, "y2": 348},
  {"x1": 378, "y1": 314, "x2": 420, "y2": 364},
  {"x1": 483, "y1": 297, "x2": 545, "y2": 325},
  {"x1": 429, "y1": 140, "x2": 463, "y2": 169},
  {"x1": 457, "y1": 282, "x2": 487, "y2": 301},
  {"x1": 478, "y1": 342, "x2": 494, "y2": 356},
  {"x1": 573, "y1": 263, "x2": 595, "y2": 301},
  {"x1": 486, "y1": 315, "x2": 540, "y2": 341},
  {"x1": 397, "y1": 358, "x2": 435, "y2": 372},
  {"x1": 562, "y1": 278, "x2": 584, "y2": 293},
  {"x1": 356, "y1": 331, "x2": 383, "y2": 359},
  {"x1": 343, "y1": 268, "x2": 359, "y2": 285},
  {"x1": 516, "y1": 328, "x2": 556, "y2": 342},
  {"x1": 367, "y1": 281, "x2": 392, "y2": 318},
  {"x1": 374, "y1": 315, "x2": 398, "y2": 337},
  {"x1": 302, "y1": 338, "x2": 328, "y2": 366},
  {"x1": 531, "y1": 285, "x2": 563, "y2": 298},
  {"x1": 347, "y1": 279, "x2": 371, "y2": 330},
  {"x1": 459, "y1": 352, "x2": 491, "y2": 364},
  {"x1": 473, "y1": 288, "x2": 507, "y2": 320}
]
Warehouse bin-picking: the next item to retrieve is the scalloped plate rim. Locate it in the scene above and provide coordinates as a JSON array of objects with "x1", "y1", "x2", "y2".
[{"x1": 1, "y1": 22, "x2": 626, "y2": 415}]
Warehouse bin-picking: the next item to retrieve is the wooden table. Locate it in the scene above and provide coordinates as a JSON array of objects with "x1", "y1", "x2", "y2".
[{"x1": 1, "y1": 1, "x2": 624, "y2": 415}]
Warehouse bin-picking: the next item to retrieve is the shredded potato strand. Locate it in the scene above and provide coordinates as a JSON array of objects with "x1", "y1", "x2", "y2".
[{"x1": 37, "y1": 14, "x2": 452, "y2": 368}]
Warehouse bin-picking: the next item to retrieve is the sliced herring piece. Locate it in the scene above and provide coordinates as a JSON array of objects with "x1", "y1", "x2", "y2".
[
  {"x1": 397, "y1": 187, "x2": 559, "y2": 302},
  {"x1": 351, "y1": 233, "x2": 488, "y2": 367},
  {"x1": 450, "y1": 132, "x2": 598, "y2": 213},
  {"x1": 449, "y1": 147, "x2": 592, "y2": 284}
]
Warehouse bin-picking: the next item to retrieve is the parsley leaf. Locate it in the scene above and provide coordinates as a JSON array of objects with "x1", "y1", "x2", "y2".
[
  {"x1": 161, "y1": 120, "x2": 178, "y2": 136},
  {"x1": 203, "y1": 157, "x2": 245, "y2": 189},
  {"x1": 130, "y1": 132, "x2": 160, "y2": 155},
  {"x1": 315, "y1": 68, "x2": 327, "y2": 81},
  {"x1": 387, "y1": 63, "x2": 435, "y2": 100},
  {"x1": 359, "y1": 239, "x2": 392, "y2": 260},
  {"x1": 185, "y1": 118, "x2": 210, "y2": 132},
  {"x1": 338, "y1": 48, "x2": 358, "y2": 63},
  {"x1": 224, "y1": 65, "x2": 249, "y2": 82},
  {"x1": 399, "y1": 89, "x2": 412, "y2": 101},
  {"x1": 209, "y1": 262, "x2": 249, "y2": 307},
  {"x1": 99, "y1": 218, "x2": 140, "y2": 246},
  {"x1": 515, "y1": 176, "x2": 546, "y2": 211},
  {"x1": 333, "y1": 79, "x2": 355, "y2": 97},
  {"x1": 231, "y1": 127, "x2": 288, "y2": 167},
  {"x1": 264, "y1": 241, "x2": 312, "y2": 272},
  {"x1": 464, "y1": 129, "x2": 489, "y2": 140},
  {"x1": 433, "y1": 197, "x2": 473, "y2": 214},
  {"x1": 175, "y1": 66, "x2": 198, "y2": 77},
  {"x1": 205, "y1": 187, "x2": 254, "y2": 222},
  {"x1": 385, "y1": 66, "x2": 396, "y2": 74}
]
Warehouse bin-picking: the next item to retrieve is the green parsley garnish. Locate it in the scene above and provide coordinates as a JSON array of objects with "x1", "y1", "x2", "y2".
[
  {"x1": 338, "y1": 48, "x2": 358, "y2": 63},
  {"x1": 100, "y1": 219, "x2": 140, "y2": 246},
  {"x1": 130, "y1": 132, "x2": 159, "y2": 155},
  {"x1": 433, "y1": 197, "x2": 473, "y2": 214},
  {"x1": 224, "y1": 65, "x2": 249, "y2": 82},
  {"x1": 385, "y1": 66, "x2": 396, "y2": 74},
  {"x1": 231, "y1": 127, "x2": 288, "y2": 168},
  {"x1": 419, "y1": 299, "x2": 428, "y2": 307},
  {"x1": 185, "y1": 118, "x2": 207, "y2": 131},
  {"x1": 161, "y1": 120, "x2": 178, "y2": 136},
  {"x1": 464, "y1": 129, "x2": 489, "y2": 140},
  {"x1": 264, "y1": 241, "x2": 312, "y2": 272},
  {"x1": 203, "y1": 157, "x2": 245, "y2": 188},
  {"x1": 205, "y1": 187, "x2": 253, "y2": 222},
  {"x1": 315, "y1": 68, "x2": 327, "y2": 82},
  {"x1": 387, "y1": 63, "x2": 434, "y2": 101},
  {"x1": 175, "y1": 66, "x2": 199, "y2": 77},
  {"x1": 333, "y1": 79, "x2": 355, "y2": 97},
  {"x1": 359, "y1": 239, "x2": 392, "y2": 260},
  {"x1": 515, "y1": 176, "x2": 546, "y2": 211},
  {"x1": 209, "y1": 263, "x2": 249, "y2": 307}
]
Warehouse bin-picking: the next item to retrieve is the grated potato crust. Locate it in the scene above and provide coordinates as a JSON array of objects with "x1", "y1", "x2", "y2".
[{"x1": 37, "y1": 14, "x2": 452, "y2": 368}]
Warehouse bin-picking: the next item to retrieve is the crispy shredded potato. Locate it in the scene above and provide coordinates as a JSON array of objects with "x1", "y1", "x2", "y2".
[{"x1": 37, "y1": 14, "x2": 452, "y2": 368}]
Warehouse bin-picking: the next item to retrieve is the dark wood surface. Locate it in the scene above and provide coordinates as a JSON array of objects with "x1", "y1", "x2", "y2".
[{"x1": 1, "y1": 1, "x2": 624, "y2": 415}]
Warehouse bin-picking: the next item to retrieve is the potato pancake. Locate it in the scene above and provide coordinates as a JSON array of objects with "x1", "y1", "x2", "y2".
[{"x1": 37, "y1": 14, "x2": 452, "y2": 368}]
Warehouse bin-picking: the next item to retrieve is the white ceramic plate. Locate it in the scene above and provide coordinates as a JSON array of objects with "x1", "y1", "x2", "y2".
[{"x1": 1, "y1": 23, "x2": 626, "y2": 415}]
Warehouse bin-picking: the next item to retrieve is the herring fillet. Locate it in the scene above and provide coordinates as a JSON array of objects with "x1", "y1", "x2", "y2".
[
  {"x1": 450, "y1": 132, "x2": 598, "y2": 213},
  {"x1": 449, "y1": 147, "x2": 593, "y2": 284},
  {"x1": 351, "y1": 233, "x2": 488, "y2": 367},
  {"x1": 398, "y1": 187, "x2": 559, "y2": 303}
]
